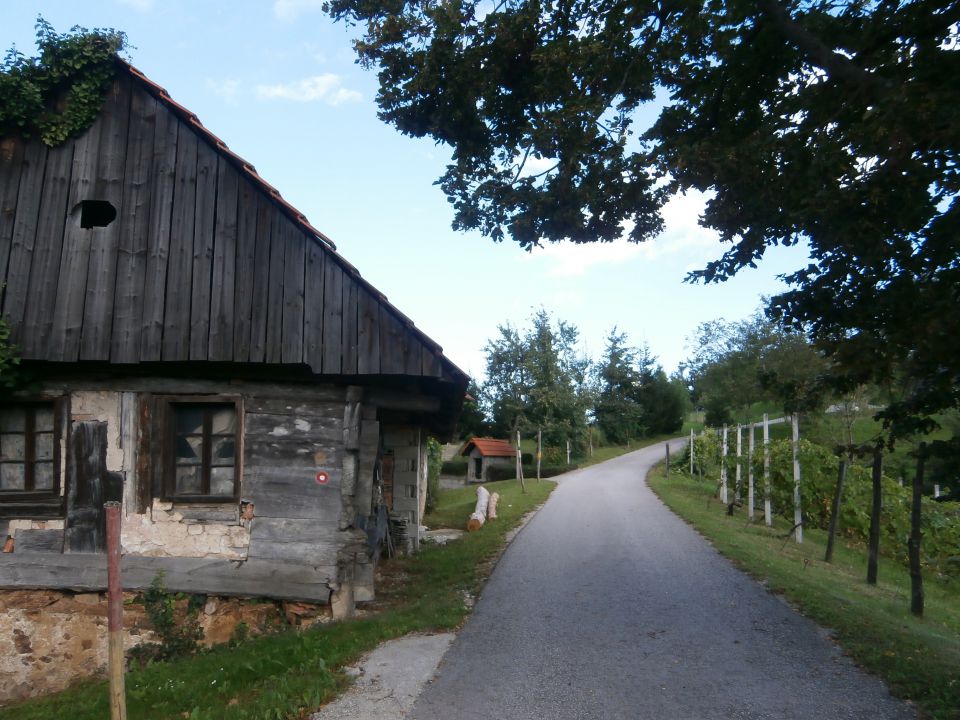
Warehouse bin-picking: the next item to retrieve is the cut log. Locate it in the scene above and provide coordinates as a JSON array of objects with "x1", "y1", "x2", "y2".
[
  {"x1": 468, "y1": 485, "x2": 490, "y2": 531},
  {"x1": 487, "y1": 492, "x2": 500, "y2": 520}
]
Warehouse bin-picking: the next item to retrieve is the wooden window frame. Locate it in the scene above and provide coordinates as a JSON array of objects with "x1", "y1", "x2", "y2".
[
  {"x1": 0, "y1": 400, "x2": 63, "y2": 503},
  {"x1": 160, "y1": 396, "x2": 242, "y2": 503}
]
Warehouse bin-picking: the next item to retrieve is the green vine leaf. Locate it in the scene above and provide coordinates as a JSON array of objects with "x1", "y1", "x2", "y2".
[{"x1": 0, "y1": 17, "x2": 127, "y2": 146}]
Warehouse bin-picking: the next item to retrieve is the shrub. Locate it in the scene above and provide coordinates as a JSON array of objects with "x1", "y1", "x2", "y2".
[
  {"x1": 129, "y1": 572, "x2": 205, "y2": 667},
  {"x1": 441, "y1": 457, "x2": 468, "y2": 476}
]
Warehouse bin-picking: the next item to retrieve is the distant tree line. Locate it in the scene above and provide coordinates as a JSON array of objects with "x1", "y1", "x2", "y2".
[{"x1": 458, "y1": 310, "x2": 689, "y2": 453}]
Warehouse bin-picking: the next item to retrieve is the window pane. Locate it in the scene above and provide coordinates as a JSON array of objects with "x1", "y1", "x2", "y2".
[
  {"x1": 210, "y1": 408, "x2": 236, "y2": 435},
  {"x1": 0, "y1": 408, "x2": 25, "y2": 433},
  {"x1": 33, "y1": 462, "x2": 53, "y2": 490},
  {"x1": 0, "y1": 434, "x2": 24, "y2": 461},
  {"x1": 175, "y1": 465, "x2": 202, "y2": 494},
  {"x1": 210, "y1": 466, "x2": 235, "y2": 496},
  {"x1": 35, "y1": 432, "x2": 54, "y2": 461},
  {"x1": 175, "y1": 436, "x2": 202, "y2": 464},
  {"x1": 211, "y1": 436, "x2": 235, "y2": 461},
  {"x1": 174, "y1": 407, "x2": 204, "y2": 434},
  {"x1": 34, "y1": 407, "x2": 54, "y2": 432},
  {"x1": 0, "y1": 463, "x2": 25, "y2": 490}
]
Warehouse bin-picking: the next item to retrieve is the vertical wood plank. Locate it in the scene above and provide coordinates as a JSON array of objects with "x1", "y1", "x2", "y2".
[
  {"x1": 247, "y1": 195, "x2": 273, "y2": 363},
  {"x1": 281, "y1": 225, "x2": 305, "y2": 365},
  {"x1": 111, "y1": 88, "x2": 158, "y2": 363},
  {"x1": 20, "y1": 143, "x2": 74, "y2": 358},
  {"x1": 357, "y1": 288, "x2": 380, "y2": 375},
  {"x1": 189, "y1": 142, "x2": 218, "y2": 360},
  {"x1": 139, "y1": 100, "x2": 179, "y2": 361},
  {"x1": 379, "y1": 305, "x2": 405, "y2": 374},
  {"x1": 3, "y1": 142, "x2": 49, "y2": 344},
  {"x1": 340, "y1": 273, "x2": 358, "y2": 374},
  {"x1": 49, "y1": 108, "x2": 106, "y2": 363},
  {"x1": 79, "y1": 75, "x2": 132, "y2": 360},
  {"x1": 0, "y1": 138, "x2": 26, "y2": 302},
  {"x1": 302, "y1": 239, "x2": 326, "y2": 373},
  {"x1": 161, "y1": 126, "x2": 198, "y2": 361},
  {"x1": 208, "y1": 156, "x2": 239, "y2": 361},
  {"x1": 265, "y1": 213, "x2": 286, "y2": 364},
  {"x1": 232, "y1": 178, "x2": 257, "y2": 362},
  {"x1": 421, "y1": 347, "x2": 442, "y2": 378},
  {"x1": 402, "y1": 322, "x2": 420, "y2": 376},
  {"x1": 321, "y1": 259, "x2": 343, "y2": 374}
]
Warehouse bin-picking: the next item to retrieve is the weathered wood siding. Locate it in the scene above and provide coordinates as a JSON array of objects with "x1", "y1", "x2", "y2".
[{"x1": 0, "y1": 72, "x2": 455, "y2": 382}]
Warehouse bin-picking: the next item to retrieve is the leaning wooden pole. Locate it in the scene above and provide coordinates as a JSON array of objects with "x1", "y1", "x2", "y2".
[
  {"x1": 747, "y1": 424, "x2": 755, "y2": 521},
  {"x1": 791, "y1": 414, "x2": 803, "y2": 543},
  {"x1": 824, "y1": 460, "x2": 846, "y2": 563},
  {"x1": 763, "y1": 414, "x2": 772, "y2": 526},
  {"x1": 689, "y1": 428, "x2": 695, "y2": 475},
  {"x1": 516, "y1": 430, "x2": 526, "y2": 493},
  {"x1": 867, "y1": 448, "x2": 883, "y2": 585},
  {"x1": 909, "y1": 444, "x2": 925, "y2": 616},
  {"x1": 720, "y1": 425, "x2": 728, "y2": 504},
  {"x1": 537, "y1": 428, "x2": 542, "y2": 482},
  {"x1": 105, "y1": 501, "x2": 127, "y2": 720},
  {"x1": 734, "y1": 424, "x2": 743, "y2": 505}
]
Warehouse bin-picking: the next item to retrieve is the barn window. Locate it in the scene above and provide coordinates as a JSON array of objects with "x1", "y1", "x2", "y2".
[
  {"x1": 78, "y1": 200, "x2": 117, "y2": 229},
  {"x1": 0, "y1": 402, "x2": 60, "y2": 500},
  {"x1": 164, "y1": 401, "x2": 239, "y2": 502}
]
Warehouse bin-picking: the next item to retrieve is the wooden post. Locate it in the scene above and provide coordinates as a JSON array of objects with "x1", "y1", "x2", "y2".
[
  {"x1": 516, "y1": 430, "x2": 526, "y2": 493},
  {"x1": 566, "y1": 439, "x2": 571, "y2": 465},
  {"x1": 792, "y1": 414, "x2": 803, "y2": 543},
  {"x1": 720, "y1": 425, "x2": 728, "y2": 504},
  {"x1": 665, "y1": 443, "x2": 670, "y2": 477},
  {"x1": 867, "y1": 449, "x2": 883, "y2": 584},
  {"x1": 909, "y1": 444, "x2": 925, "y2": 616},
  {"x1": 747, "y1": 423, "x2": 755, "y2": 520},
  {"x1": 105, "y1": 501, "x2": 127, "y2": 720},
  {"x1": 537, "y1": 428, "x2": 542, "y2": 482},
  {"x1": 934, "y1": 484, "x2": 940, "y2": 498},
  {"x1": 824, "y1": 460, "x2": 846, "y2": 563},
  {"x1": 735, "y1": 424, "x2": 742, "y2": 505},
  {"x1": 689, "y1": 428, "x2": 695, "y2": 475},
  {"x1": 763, "y1": 414, "x2": 772, "y2": 526},
  {"x1": 589, "y1": 426, "x2": 593, "y2": 457}
]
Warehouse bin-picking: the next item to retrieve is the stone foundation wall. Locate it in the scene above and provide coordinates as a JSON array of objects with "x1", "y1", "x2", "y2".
[{"x1": 0, "y1": 590, "x2": 326, "y2": 706}]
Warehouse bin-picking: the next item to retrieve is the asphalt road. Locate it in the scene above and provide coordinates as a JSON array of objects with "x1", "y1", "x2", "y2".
[{"x1": 408, "y1": 440, "x2": 915, "y2": 720}]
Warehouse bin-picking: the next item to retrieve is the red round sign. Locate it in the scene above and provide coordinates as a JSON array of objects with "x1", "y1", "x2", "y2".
[{"x1": 316, "y1": 471, "x2": 329, "y2": 485}]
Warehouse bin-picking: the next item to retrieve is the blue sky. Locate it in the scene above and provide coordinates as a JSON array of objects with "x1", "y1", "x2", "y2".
[{"x1": 5, "y1": 1, "x2": 810, "y2": 380}]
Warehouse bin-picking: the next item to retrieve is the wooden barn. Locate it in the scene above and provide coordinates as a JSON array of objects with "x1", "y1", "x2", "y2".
[{"x1": 0, "y1": 60, "x2": 468, "y2": 609}]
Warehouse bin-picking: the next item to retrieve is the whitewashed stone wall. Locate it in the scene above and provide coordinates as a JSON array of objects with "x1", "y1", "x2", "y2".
[{"x1": 120, "y1": 500, "x2": 250, "y2": 559}]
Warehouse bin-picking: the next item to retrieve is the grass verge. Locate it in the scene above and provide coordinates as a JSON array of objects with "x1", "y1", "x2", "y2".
[
  {"x1": 0, "y1": 479, "x2": 555, "y2": 720},
  {"x1": 648, "y1": 469, "x2": 960, "y2": 720}
]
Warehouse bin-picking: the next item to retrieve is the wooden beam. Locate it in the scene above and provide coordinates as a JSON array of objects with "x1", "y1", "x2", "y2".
[{"x1": 0, "y1": 554, "x2": 334, "y2": 602}]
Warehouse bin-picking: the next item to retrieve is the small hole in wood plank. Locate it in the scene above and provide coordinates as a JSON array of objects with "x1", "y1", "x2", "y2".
[{"x1": 76, "y1": 200, "x2": 117, "y2": 229}]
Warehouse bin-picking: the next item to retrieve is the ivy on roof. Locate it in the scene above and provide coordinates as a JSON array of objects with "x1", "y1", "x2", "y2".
[{"x1": 0, "y1": 17, "x2": 127, "y2": 146}]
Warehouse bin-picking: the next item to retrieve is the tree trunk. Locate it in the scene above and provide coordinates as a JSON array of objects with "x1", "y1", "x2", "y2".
[
  {"x1": 867, "y1": 449, "x2": 883, "y2": 585},
  {"x1": 909, "y1": 444, "x2": 925, "y2": 616},
  {"x1": 824, "y1": 460, "x2": 846, "y2": 563}
]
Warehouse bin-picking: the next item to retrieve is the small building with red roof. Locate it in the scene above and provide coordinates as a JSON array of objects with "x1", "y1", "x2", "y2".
[{"x1": 460, "y1": 437, "x2": 517, "y2": 483}]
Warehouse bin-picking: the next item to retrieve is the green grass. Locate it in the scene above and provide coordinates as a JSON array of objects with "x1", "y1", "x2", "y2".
[
  {"x1": 649, "y1": 469, "x2": 960, "y2": 720},
  {"x1": 0, "y1": 479, "x2": 555, "y2": 720}
]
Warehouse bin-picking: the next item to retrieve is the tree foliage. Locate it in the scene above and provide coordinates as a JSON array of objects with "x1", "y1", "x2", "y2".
[
  {"x1": 326, "y1": 0, "x2": 960, "y2": 437},
  {"x1": 683, "y1": 311, "x2": 826, "y2": 425},
  {"x1": 482, "y1": 309, "x2": 592, "y2": 449},
  {"x1": 1, "y1": 18, "x2": 126, "y2": 146},
  {"x1": 596, "y1": 328, "x2": 685, "y2": 441}
]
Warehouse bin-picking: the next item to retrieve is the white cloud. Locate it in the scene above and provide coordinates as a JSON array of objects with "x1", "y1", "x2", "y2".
[
  {"x1": 273, "y1": 0, "x2": 325, "y2": 21},
  {"x1": 117, "y1": 0, "x2": 154, "y2": 9},
  {"x1": 529, "y1": 189, "x2": 720, "y2": 278},
  {"x1": 206, "y1": 78, "x2": 241, "y2": 104},
  {"x1": 256, "y1": 75, "x2": 362, "y2": 105}
]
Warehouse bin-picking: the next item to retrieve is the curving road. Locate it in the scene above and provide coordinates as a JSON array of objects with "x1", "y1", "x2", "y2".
[{"x1": 408, "y1": 440, "x2": 915, "y2": 720}]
